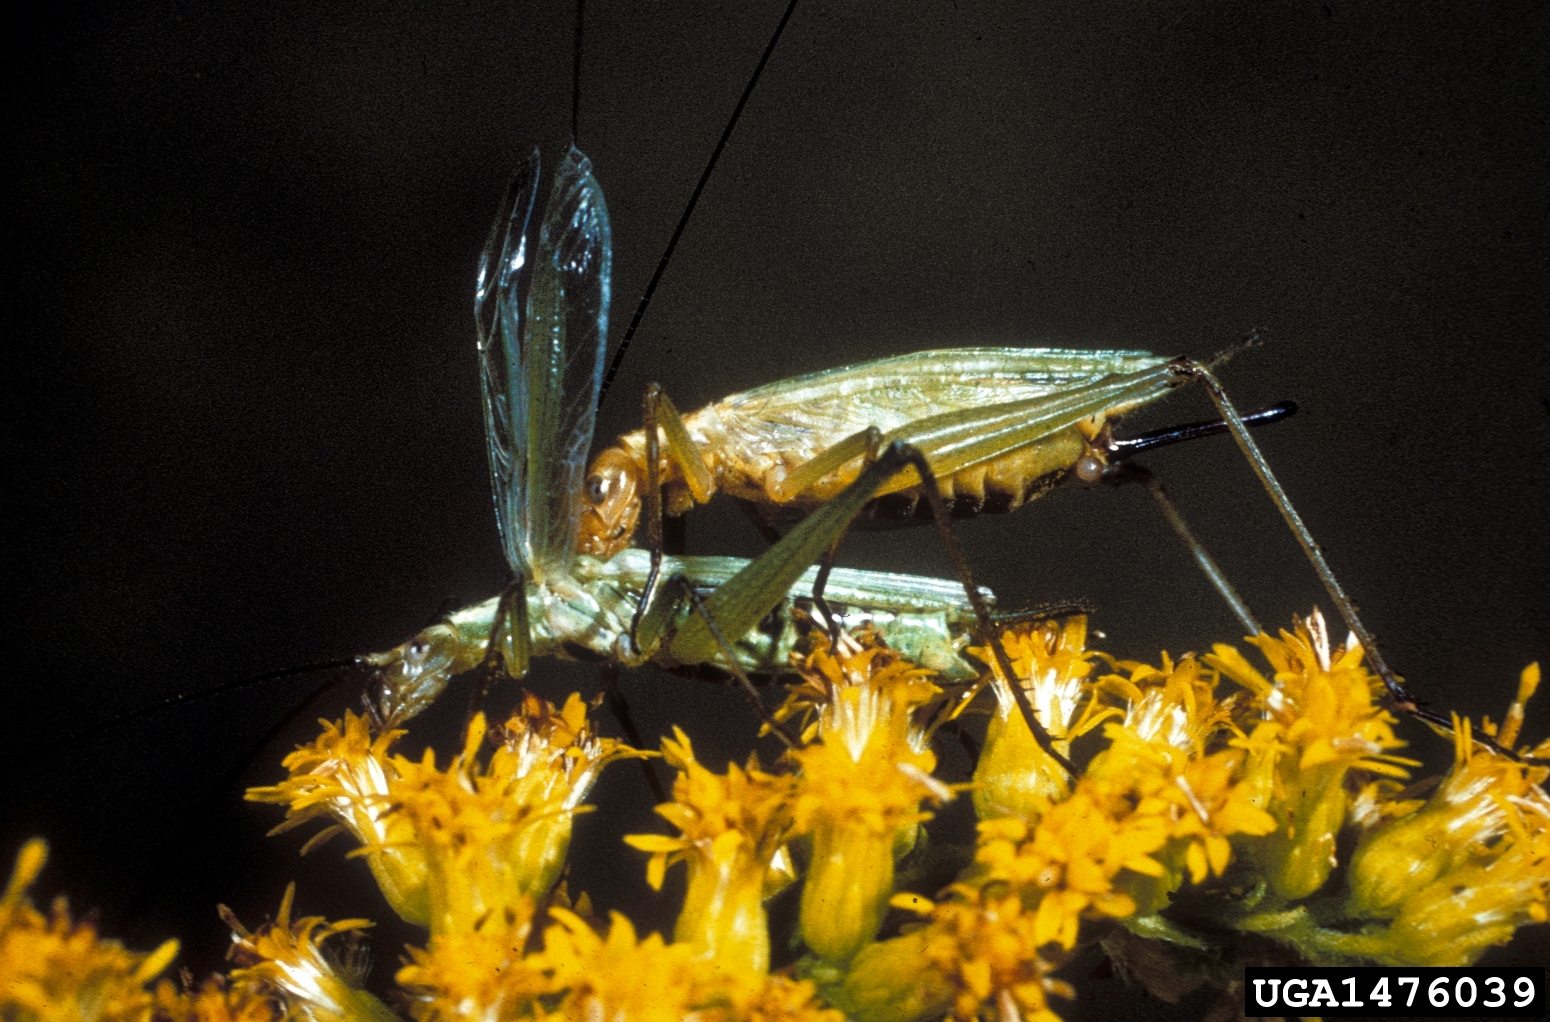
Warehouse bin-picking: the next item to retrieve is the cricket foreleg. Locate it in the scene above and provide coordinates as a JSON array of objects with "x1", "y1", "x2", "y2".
[
  {"x1": 631, "y1": 384, "x2": 715, "y2": 652},
  {"x1": 894, "y1": 444, "x2": 1077, "y2": 778},
  {"x1": 466, "y1": 577, "x2": 531, "y2": 733}
]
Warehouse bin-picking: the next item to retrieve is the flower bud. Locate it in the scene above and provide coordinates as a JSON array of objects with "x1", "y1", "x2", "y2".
[
  {"x1": 838, "y1": 928, "x2": 955, "y2": 1022},
  {"x1": 800, "y1": 817, "x2": 898, "y2": 964}
]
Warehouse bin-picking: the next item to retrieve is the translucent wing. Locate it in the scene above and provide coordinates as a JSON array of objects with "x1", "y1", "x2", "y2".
[
  {"x1": 478, "y1": 147, "x2": 612, "y2": 580},
  {"x1": 711, "y1": 347, "x2": 1171, "y2": 467},
  {"x1": 476, "y1": 150, "x2": 540, "y2": 579}
]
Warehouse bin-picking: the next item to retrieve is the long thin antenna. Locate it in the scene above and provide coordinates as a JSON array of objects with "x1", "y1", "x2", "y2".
[
  {"x1": 2, "y1": 658, "x2": 360, "y2": 773},
  {"x1": 596, "y1": 0, "x2": 803, "y2": 410},
  {"x1": 571, "y1": 0, "x2": 585, "y2": 144},
  {"x1": 128, "y1": 666, "x2": 352, "y2": 914}
]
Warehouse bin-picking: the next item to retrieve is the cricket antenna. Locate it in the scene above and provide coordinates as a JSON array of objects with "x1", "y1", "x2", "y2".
[
  {"x1": 596, "y1": 0, "x2": 804, "y2": 410},
  {"x1": 0, "y1": 657, "x2": 362, "y2": 774},
  {"x1": 570, "y1": 0, "x2": 585, "y2": 145},
  {"x1": 1203, "y1": 326, "x2": 1267, "y2": 371},
  {"x1": 127, "y1": 662, "x2": 357, "y2": 915}
]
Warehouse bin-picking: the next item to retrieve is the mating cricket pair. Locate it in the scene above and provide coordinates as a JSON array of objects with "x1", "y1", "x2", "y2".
[{"x1": 358, "y1": 145, "x2": 1475, "y2": 776}]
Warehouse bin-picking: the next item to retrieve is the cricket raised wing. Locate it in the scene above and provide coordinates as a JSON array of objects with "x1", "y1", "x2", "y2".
[{"x1": 477, "y1": 146, "x2": 612, "y2": 584}]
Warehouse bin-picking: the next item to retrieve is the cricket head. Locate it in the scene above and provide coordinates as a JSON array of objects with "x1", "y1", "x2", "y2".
[
  {"x1": 576, "y1": 446, "x2": 641, "y2": 560},
  {"x1": 362, "y1": 622, "x2": 464, "y2": 727}
]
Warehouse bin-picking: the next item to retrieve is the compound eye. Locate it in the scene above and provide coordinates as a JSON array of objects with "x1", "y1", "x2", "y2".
[
  {"x1": 585, "y1": 473, "x2": 609, "y2": 505},
  {"x1": 406, "y1": 636, "x2": 432, "y2": 663}
]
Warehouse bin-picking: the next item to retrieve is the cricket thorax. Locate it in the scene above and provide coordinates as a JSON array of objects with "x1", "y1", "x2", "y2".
[{"x1": 529, "y1": 568, "x2": 638, "y2": 666}]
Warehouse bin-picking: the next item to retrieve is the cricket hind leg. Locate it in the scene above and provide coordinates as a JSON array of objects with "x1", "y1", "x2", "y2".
[
  {"x1": 1167, "y1": 356, "x2": 1413, "y2": 705},
  {"x1": 1167, "y1": 359, "x2": 1550, "y2": 765},
  {"x1": 807, "y1": 428, "x2": 886, "y2": 646}
]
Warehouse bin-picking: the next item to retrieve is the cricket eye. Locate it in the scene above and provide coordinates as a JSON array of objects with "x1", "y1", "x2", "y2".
[
  {"x1": 585, "y1": 474, "x2": 609, "y2": 505},
  {"x1": 1074, "y1": 454, "x2": 1105, "y2": 483},
  {"x1": 406, "y1": 636, "x2": 433, "y2": 663}
]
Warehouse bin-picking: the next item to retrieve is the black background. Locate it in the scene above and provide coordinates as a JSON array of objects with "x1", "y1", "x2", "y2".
[{"x1": 6, "y1": 1, "x2": 1547, "y2": 1016}]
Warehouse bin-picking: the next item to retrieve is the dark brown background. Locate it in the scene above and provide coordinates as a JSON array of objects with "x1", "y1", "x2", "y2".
[{"x1": 6, "y1": 0, "x2": 1547, "y2": 1014}]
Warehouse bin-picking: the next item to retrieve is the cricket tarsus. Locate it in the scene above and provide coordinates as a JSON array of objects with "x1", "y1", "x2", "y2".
[
  {"x1": 596, "y1": 0, "x2": 804, "y2": 409},
  {"x1": 988, "y1": 602, "x2": 1097, "y2": 627},
  {"x1": 1410, "y1": 705, "x2": 1550, "y2": 767}
]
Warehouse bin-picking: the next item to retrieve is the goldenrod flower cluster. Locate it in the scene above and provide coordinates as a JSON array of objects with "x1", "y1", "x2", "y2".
[
  {"x1": 4, "y1": 613, "x2": 1546, "y2": 1022},
  {"x1": 0, "y1": 838, "x2": 279, "y2": 1022}
]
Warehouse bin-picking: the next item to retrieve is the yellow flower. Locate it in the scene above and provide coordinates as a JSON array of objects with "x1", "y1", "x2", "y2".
[
  {"x1": 222, "y1": 886, "x2": 395, "y2": 1022},
  {"x1": 1481, "y1": 662, "x2": 1550, "y2": 758},
  {"x1": 1069, "y1": 658, "x2": 1276, "y2": 912},
  {"x1": 1342, "y1": 671, "x2": 1550, "y2": 964},
  {"x1": 0, "y1": 839, "x2": 180, "y2": 1022},
  {"x1": 1380, "y1": 842, "x2": 1550, "y2": 966},
  {"x1": 250, "y1": 694, "x2": 643, "y2": 935},
  {"x1": 538, "y1": 909, "x2": 720, "y2": 1021},
  {"x1": 971, "y1": 616, "x2": 1114, "y2": 821},
  {"x1": 392, "y1": 695, "x2": 642, "y2": 935},
  {"x1": 1207, "y1": 609, "x2": 1416, "y2": 899},
  {"x1": 1097, "y1": 652, "x2": 1232, "y2": 761},
  {"x1": 150, "y1": 974, "x2": 280, "y2": 1022},
  {"x1": 843, "y1": 886, "x2": 1074, "y2": 1022},
  {"x1": 625, "y1": 729, "x2": 796, "y2": 976},
  {"x1": 1166, "y1": 751, "x2": 1278, "y2": 885},
  {"x1": 514, "y1": 908, "x2": 839, "y2": 1021},
  {"x1": 970, "y1": 782, "x2": 1166, "y2": 951},
  {"x1": 245, "y1": 711, "x2": 430, "y2": 925},
  {"x1": 395, "y1": 912, "x2": 550, "y2": 1022},
  {"x1": 782, "y1": 630, "x2": 951, "y2": 964}
]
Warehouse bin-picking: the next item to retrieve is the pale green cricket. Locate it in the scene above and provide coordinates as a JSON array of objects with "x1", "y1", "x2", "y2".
[
  {"x1": 366, "y1": 144, "x2": 1416, "y2": 746},
  {"x1": 367, "y1": 146, "x2": 1018, "y2": 730}
]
